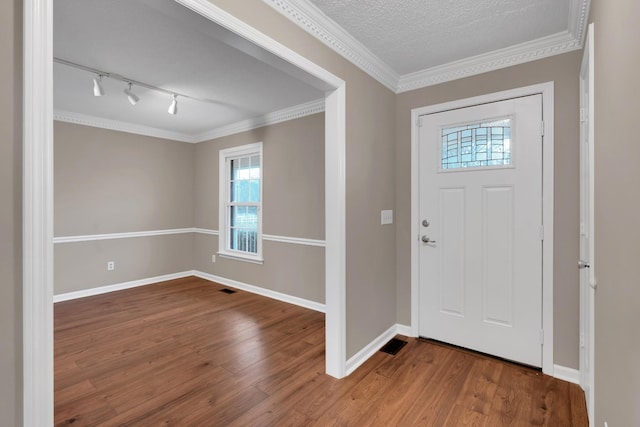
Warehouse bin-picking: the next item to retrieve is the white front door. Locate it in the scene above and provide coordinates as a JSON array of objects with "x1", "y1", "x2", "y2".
[{"x1": 418, "y1": 95, "x2": 543, "y2": 367}]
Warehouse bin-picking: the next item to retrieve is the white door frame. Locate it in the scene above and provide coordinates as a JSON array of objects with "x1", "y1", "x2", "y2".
[
  {"x1": 23, "y1": 0, "x2": 347, "y2": 425},
  {"x1": 579, "y1": 22, "x2": 596, "y2": 426},
  {"x1": 410, "y1": 82, "x2": 555, "y2": 375}
]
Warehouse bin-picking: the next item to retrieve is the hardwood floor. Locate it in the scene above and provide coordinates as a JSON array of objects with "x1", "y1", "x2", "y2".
[{"x1": 55, "y1": 276, "x2": 588, "y2": 426}]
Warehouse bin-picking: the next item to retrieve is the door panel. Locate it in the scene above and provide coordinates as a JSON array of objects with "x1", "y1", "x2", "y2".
[
  {"x1": 419, "y1": 94, "x2": 543, "y2": 367},
  {"x1": 482, "y1": 185, "x2": 514, "y2": 326},
  {"x1": 439, "y1": 187, "x2": 465, "y2": 316}
]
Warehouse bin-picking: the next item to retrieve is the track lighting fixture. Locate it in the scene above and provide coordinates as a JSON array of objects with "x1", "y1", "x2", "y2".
[
  {"x1": 168, "y1": 94, "x2": 178, "y2": 115},
  {"x1": 124, "y1": 83, "x2": 139, "y2": 105},
  {"x1": 92, "y1": 75, "x2": 104, "y2": 97},
  {"x1": 56, "y1": 58, "x2": 210, "y2": 117}
]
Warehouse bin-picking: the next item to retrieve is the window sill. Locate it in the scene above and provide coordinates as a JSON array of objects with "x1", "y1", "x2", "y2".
[{"x1": 217, "y1": 252, "x2": 264, "y2": 265}]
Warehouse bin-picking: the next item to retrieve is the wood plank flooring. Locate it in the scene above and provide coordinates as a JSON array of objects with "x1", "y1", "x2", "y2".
[{"x1": 55, "y1": 276, "x2": 588, "y2": 426}]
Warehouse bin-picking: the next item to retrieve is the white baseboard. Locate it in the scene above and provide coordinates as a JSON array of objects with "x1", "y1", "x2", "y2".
[
  {"x1": 53, "y1": 271, "x2": 195, "y2": 303},
  {"x1": 193, "y1": 270, "x2": 326, "y2": 313},
  {"x1": 554, "y1": 364, "x2": 580, "y2": 384},
  {"x1": 345, "y1": 324, "x2": 402, "y2": 376},
  {"x1": 53, "y1": 269, "x2": 326, "y2": 315},
  {"x1": 395, "y1": 324, "x2": 413, "y2": 337}
]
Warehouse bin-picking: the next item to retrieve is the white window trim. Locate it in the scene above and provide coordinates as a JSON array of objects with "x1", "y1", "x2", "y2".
[{"x1": 218, "y1": 142, "x2": 264, "y2": 263}]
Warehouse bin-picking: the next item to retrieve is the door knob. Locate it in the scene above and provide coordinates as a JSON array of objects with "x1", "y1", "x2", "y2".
[
  {"x1": 421, "y1": 235, "x2": 436, "y2": 243},
  {"x1": 578, "y1": 260, "x2": 590, "y2": 269},
  {"x1": 422, "y1": 220, "x2": 430, "y2": 227}
]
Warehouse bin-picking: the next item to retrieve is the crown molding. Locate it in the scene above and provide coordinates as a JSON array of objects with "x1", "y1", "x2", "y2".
[
  {"x1": 263, "y1": 0, "x2": 590, "y2": 93},
  {"x1": 568, "y1": 0, "x2": 592, "y2": 45},
  {"x1": 397, "y1": 31, "x2": 581, "y2": 93},
  {"x1": 53, "y1": 110, "x2": 198, "y2": 143},
  {"x1": 262, "y1": 0, "x2": 399, "y2": 92},
  {"x1": 53, "y1": 98, "x2": 325, "y2": 143},
  {"x1": 194, "y1": 98, "x2": 325, "y2": 142}
]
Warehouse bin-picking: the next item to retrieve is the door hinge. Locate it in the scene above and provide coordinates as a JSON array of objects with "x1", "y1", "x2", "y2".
[
  {"x1": 540, "y1": 329, "x2": 544, "y2": 345},
  {"x1": 580, "y1": 108, "x2": 586, "y2": 123},
  {"x1": 417, "y1": 117, "x2": 423, "y2": 127},
  {"x1": 540, "y1": 121, "x2": 545, "y2": 137},
  {"x1": 539, "y1": 225, "x2": 544, "y2": 241}
]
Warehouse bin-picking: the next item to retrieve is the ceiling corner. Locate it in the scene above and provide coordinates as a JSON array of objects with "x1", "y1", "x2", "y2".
[
  {"x1": 194, "y1": 98, "x2": 326, "y2": 143},
  {"x1": 568, "y1": 0, "x2": 592, "y2": 45},
  {"x1": 396, "y1": 31, "x2": 581, "y2": 93},
  {"x1": 263, "y1": 0, "x2": 592, "y2": 95},
  {"x1": 53, "y1": 110, "x2": 198, "y2": 143},
  {"x1": 262, "y1": 0, "x2": 399, "y2": 92}
]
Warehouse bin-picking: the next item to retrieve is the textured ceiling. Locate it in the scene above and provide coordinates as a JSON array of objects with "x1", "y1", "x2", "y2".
[
  {"x1": 55, "y1": 0, "x2": 581, "y2": 138},
  {"x1": 308, "y1": 0, "x2": 571, "y2": 75},
  {"x1": 54, "y1": 0, "x2": 325, "y2": 137}
]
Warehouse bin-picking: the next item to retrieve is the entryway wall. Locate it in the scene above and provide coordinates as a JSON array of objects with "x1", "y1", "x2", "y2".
[{"x1": 395, "y1": 50, "x2": 583, "y2": 370}]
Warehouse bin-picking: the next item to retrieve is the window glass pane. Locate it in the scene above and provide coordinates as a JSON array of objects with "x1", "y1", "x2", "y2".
[
  {"x1": 230, "y1": 180, "x2": 238, "y2": 202},
  {"x1": 249, "y1": 180, "x2": 260, "y2": 202},
  {"x1": 230, "y1": 227, "x2": 239, "y2": 251},
  {"x1": 238, "y1": 168, "x2": 249, "y2": 180},
  {"x1": 247, "y1": 206, "x2": 258, "y2": 226},
  {"x1": 239, "y1": 156, "x2": 250, "y2": 169},
  {"x1": 229, "y1": 154, "x2": 260, "y2": 204},
  {"x1": 250, "y1": 155, "x2": 260, "y2": 178},
  {"x1": 229, "y1": 205, "x2": 258, "y2": 254},
  {"x1": 248, "y1": 230, "x2": 257, "y2": 253},
  {"x1": 230, "y1": 206, "x2": 245, "y2": 227},
  {"x1": 237, "y1": 180, "x2": 249, "y2": 202},
  {"x1": 223, "y1": 146, "x2": 261, "y2": 256},
  {"x1": 231, "y1": 159, "x2": 238, "y2": 180},
  {"x1": 441, "y1": 118, "x2": 511, "y2": 170}
]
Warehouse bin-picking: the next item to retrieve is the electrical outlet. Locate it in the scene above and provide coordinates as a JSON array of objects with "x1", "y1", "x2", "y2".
[
  {"x1": 107, "y1": 261, "x2": 115, "y2": 271},
  {"x1": 211, "y1": 255, "x2": 216, "y2": 263}
]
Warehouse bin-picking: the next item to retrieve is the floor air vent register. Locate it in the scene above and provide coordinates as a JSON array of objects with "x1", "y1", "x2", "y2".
[{"x1": 379, "y1": 338, "x2": 408, "y2": 355}]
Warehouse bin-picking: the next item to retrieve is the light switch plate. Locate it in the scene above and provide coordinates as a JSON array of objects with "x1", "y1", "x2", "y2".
[{"x1": 381, "y1": 210, "x2": 393, "y2": 225}]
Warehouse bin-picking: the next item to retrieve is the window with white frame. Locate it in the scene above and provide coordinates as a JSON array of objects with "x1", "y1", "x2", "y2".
[{"x1": 218, "y1": 142, "x2": 263, "y2": 262}]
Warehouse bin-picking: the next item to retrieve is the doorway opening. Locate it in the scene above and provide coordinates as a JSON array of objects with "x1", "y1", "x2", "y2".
[
  {"x1": 23, "y1": 1, "x2": 347, "y2": 425},
  {"x1": 410, "y1": 82, "x2": 555, "y2": 375}
]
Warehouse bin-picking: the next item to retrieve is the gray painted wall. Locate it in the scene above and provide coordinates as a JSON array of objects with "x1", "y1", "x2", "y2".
[
  {"x1": 396, "y1": 51, "x2": 583, "y2": 369},
  {"x1": 208, "y1": 0, "x2": 398, "y2": 360},
  {"x1": 54, "y1": 122, "x2": 195, "y2": 236},
  {"x1": 54, "y1": 122, "x2": 195, "y2": 295},
  {"x1": 0, "y1": 0, "x2": 21, "y2": 424},
  {"x1": 54, "y1": 114, "x2": 325, "y2": 303},
  {"x1": 194, "y1": 114, "x2": 325, "y2": 238},
  {"x1": 194, "y1": 113, "x2": 326, "y2": 303},
  {"x1": 590, "y1": 0, "x2": 640, "y2": 425},
  {"x1": 55, "y1": 235, "x2": 194, "y2": 294},
  {"x1": 194, "y1": 235, "x2": 325, "y2": 303}
]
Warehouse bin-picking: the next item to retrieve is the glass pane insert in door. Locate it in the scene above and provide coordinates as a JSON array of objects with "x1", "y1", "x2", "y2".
[{"x1": 440, "y1": 118, "x2": 512, "y2": 170}]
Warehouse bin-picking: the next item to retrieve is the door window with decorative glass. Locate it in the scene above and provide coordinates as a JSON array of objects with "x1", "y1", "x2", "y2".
[{"x1": 440, "y1": 118, "x2": 512, "y2": 171}]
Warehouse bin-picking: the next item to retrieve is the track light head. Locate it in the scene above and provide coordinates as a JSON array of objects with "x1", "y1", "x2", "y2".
[
  {"x1": 124, "y1": 83, "x2": 139, "y2": 105},
  {"x1": 93, "y1": 75, "x2": 104, "y2": 97},
  {"x1": 168, "y1": 94, "x2": 178, "y2": 115}
]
